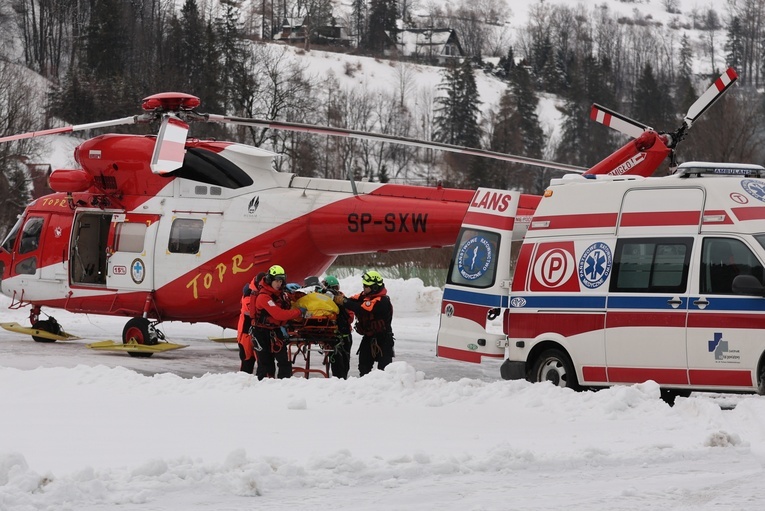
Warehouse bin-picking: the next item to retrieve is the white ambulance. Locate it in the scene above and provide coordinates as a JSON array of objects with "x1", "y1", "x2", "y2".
[{"x1": 437, "y1": 162, "x2": 765, "y2": 398}]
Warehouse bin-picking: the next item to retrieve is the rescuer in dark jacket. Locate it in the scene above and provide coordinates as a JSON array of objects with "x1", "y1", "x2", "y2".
[
  {"x1": 322, "y1": 275, "x2": 354, "y2": 379},
  {"x1": 334, "y1": 270, "x2": 394, "y2": 376}
]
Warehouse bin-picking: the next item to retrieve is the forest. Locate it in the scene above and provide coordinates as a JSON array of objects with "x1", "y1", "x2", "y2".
[{"x1": 2, "y1": 0, "x2": 765, "y2": 241}]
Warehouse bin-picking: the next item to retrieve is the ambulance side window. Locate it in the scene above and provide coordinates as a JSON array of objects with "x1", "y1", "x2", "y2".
[
  {"x1": 701, "y1": 238, "x2": 764, "y2": 295},
  {"x1": 610, "y1": 238, "x2": 692, "y2": 293}
]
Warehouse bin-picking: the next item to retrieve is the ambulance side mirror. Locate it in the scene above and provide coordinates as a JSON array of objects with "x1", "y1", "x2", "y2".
[{"x1": 732, "y1": 275, "x2": 765, "y2": 296}]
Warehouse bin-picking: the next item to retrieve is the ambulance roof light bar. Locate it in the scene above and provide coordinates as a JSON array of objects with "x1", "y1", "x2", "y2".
[{"x1": 677, "y1": 161, "x2": 765, "y2": 178}]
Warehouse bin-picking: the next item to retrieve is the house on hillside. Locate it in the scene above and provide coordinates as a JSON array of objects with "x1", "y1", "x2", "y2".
[
  {"x1": 274, "y1": 17, "x2": 351, "y2": 47},
  {"x1": 385, "y1": 28, "x2": 463, "y2": 63}
]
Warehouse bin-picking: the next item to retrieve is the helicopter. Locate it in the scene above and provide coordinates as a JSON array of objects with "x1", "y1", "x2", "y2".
[{"x1": 0, "y1": 67, "x2": 737, "y2": 356}]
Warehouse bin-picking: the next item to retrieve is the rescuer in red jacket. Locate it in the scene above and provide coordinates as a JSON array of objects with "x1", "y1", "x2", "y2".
[
  {"x1": 334, "y1": 270, "x2": 394, "y2": 376},
  {"x1": 249, "y1": 265, "x2": 307, "y2": 380},
  {"x1": 236, "y1": 272, "x2": 264, "y2": 374}
]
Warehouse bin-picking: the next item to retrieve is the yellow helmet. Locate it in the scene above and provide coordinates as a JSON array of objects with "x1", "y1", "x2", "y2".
[
  {"x1": 266, "y1": 264, "x2": 286, "y2": 284},
  {"x1": 361, "y1": 270, "x2": 383, "y2": 289}
]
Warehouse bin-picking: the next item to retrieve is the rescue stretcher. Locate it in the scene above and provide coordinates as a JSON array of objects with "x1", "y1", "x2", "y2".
[{"x1": 287, "y1": 315, "x2": 343, "y2": 378}]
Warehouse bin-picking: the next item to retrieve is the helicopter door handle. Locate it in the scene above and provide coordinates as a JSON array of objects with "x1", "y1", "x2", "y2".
[{"x1": 667, "y1": 298, "x2": 682, "y2": 308}]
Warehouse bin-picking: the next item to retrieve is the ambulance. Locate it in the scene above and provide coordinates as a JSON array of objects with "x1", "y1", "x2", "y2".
[{"x1": 436, "y1": 162, "x2": 765, "y2": 398}]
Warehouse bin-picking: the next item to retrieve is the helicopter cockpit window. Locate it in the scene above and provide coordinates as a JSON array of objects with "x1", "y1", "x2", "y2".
[
  {"x1": 115, "y1": 222, "x2": 147, "y2": 253},
  {"x1": 15, "y1": 257, "x2": 37, "y2": 275},
  {"x1": 18, "y1": 217, "x2": 44, "y2": 254},
  {"x1": 1, "y1": 216, "x2": 23, "y2": 253},
  {"x1": 169, "y1": 219, "x2": 203, "y2": 254}
]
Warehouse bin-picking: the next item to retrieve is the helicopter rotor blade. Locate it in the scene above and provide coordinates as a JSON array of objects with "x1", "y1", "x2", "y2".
[
  {"x1": 0, "y1": 116, "x2": 145, "y2": 144},
  {"x1": 683, "y1": 67, "x2": 738, "y2": 129},
  {"x1": 150, "y1": 114, "x2": 189, "y2": 174},
  {"x1": 590, "y1": 104, "x2": 650, "y2": 139},
  {"x1": 199, "y1": 114, "x2": 588, "y2": 174}
]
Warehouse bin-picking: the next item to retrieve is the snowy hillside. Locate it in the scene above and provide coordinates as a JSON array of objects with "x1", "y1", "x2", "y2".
[{"x1": 8, "y1": 0, "x2": 734, "y2": 171}]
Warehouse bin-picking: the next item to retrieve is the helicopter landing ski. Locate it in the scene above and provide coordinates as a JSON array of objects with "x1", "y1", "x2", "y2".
[
  {"x1": 208, "y1": 336, "x2": 238, "y2": 343},
  {"x1": 0, "y1": 322, "x2": 81, "y2": 341},
  {"x1": 86, "y1": 339, "x2": 188, "y2": 355}
]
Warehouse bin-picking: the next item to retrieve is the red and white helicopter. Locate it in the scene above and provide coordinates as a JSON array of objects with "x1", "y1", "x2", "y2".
[{"x1": 0, "y1": 67, "x2": 737, "y2": 355}]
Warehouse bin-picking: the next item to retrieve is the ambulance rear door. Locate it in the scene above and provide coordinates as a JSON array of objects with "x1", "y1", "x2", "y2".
[{"x1": 436, "y1": 188, "x2": 520, "y2": 363}]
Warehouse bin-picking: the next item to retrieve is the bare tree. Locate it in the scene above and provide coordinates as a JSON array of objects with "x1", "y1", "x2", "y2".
[
  {"x1": 681, "y1": 91, "x2": 765, "y2": 164},
  {"x1": 700, "y1": 7, "x2": 722, "y2": 72},
  {"x1": 0, "y1": 63, "x2": 41, "y2": 239},
  {"x1": 392, "y1": 61, "x2": 417, "y2": 108}
]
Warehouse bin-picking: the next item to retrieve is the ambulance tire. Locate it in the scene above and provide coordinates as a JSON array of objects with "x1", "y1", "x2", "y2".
[
  {"x1": 530, "y1": 349, "x2": 580, "y2": 390},
  {"x1": 757, "y1": 359, "x2": 765, "y2": 395}
]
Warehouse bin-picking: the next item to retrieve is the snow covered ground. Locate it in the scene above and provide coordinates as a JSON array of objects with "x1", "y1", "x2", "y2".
[{"x1": 2, "y1": 275, "x2": 765, "y2": 510}]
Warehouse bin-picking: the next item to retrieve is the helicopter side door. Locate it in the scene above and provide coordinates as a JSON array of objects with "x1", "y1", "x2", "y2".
[{"x1": 104, "y1": 213, "x2": 159, "y2": 291}]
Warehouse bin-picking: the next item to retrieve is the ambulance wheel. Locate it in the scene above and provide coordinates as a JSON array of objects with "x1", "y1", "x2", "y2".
[
  {"x1": 123, "y1": 317, "x2": 157, "y2": 358},
  {"x1": 530, "y1": 349, "x2": 580, "y2": 390},
  {"x1": 31, "y1": 319, "x2": 63, "y2": 343},
  {"x1": 757, "y1": 357, "x2": 765, "y2": 395}
]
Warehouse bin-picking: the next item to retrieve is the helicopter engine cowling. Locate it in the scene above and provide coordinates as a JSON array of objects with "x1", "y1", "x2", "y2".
[{"x1": 48, "y1": 169, "x2": 94, "y2": 193}]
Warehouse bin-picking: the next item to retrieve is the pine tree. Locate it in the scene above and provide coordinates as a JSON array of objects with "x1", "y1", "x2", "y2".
[
  {"x1": 433, "y1": 59, "x2": 483, "y2": 188},
  {"x1": 496, "y1": 46, "x2": 515, "y2": 80},
  {"x1": 433, "y1": 60, "x2": 462, "y2": 145},
  {"x1": 679, "y1": 33, "x2": 693, "y2": 78},
  {"x1": 556, "y1": 55, "x2": 618, "y2": 168},
  {"x1": 725, "y1": 16, "x2": 744, "y2": 71},
  {"x1": 488, "y1": 65, "x2": 546, "y2": 192},
  {"x1": 459, "y1": 59, "x2": 482, "y2": 148},
  {"x1": 179, "y1": 0, "x2": 204, "y2": 91},
  {"x1": 85, "y1": 0, "x2": 128, "y2": 79},
  {"x1": 351, "y1": 0, "x2": 367, "y2": 48},
  {"x1": 634, "y1": 63, "x2": 675, "y2": 131},
  {"x1": 367, "y1": 0, "x2": 397, "y2": 54},
  {"x1": 676, "y1": 34, "x2": 697, "y2": 114}
]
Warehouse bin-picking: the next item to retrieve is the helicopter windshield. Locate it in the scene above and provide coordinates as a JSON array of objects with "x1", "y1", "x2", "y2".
[{"x1": 1, "y1": 216, "x2": 23, "y2": 253}]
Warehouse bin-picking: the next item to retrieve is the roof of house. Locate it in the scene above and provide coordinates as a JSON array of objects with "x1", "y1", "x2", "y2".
[{"x1": 395, "y1": 28, "x2": 458, "y2": 55}]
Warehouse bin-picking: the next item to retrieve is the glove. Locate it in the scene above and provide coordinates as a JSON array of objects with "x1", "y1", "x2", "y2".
[
  {"x1": 298, "y1": 306, "x2": 308, "y2": 318},
  {"x1": 333, "y1": 293, "x2": 345, "y2": 305},
  {"x1": 286, "y1": 283, "x2": 300, "y2": 292}
]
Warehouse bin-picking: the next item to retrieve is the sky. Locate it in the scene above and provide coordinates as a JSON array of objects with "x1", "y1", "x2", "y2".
[{"x1": 2, "y1": 275, "x2": 765, "y2": 510}]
